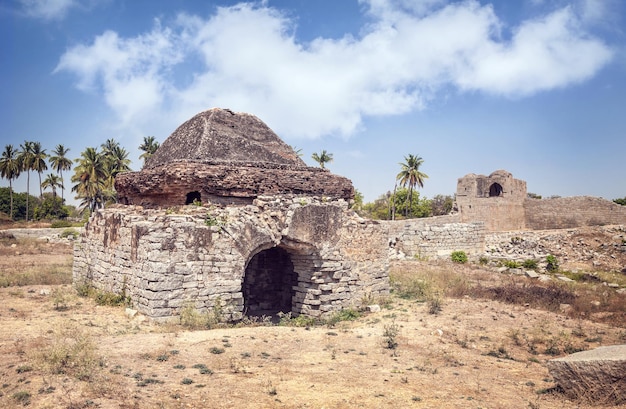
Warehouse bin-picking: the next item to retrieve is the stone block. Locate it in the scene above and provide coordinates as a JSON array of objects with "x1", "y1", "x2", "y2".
[{"x1": 547, "y1": 345, "x2": 626, "y2": 404}]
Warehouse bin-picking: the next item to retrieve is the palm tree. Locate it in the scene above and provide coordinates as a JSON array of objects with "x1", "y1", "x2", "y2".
[
  {"x1": 102, "y1": 142, "x2": 131, "y2": 202},
  {"x1": 290, "y1": 145, "x2": 303, "y2": 158},
  {"x1": 0, "y1": 145, "x2": 21, "y2": 219},
  {"x1": 49, "y1": 144, "x2": 72, "y2": 202},
  {"x1": 18, "y1": 141, "x2": 34, "y2": 221},
  {"x1": 139, "y1": 136, "x2": 160, "y2": 165},
  {"x1": 71, "y1": 147, "x2": 106, "y2": 213},
  {"x1": 42, "y1": 173, "x2": 63, "y2": 198},
  {"x1": 30, "y1": 142, "x2": 48, "y2": 198},
  {"x1": 311, "y1": 150, "x2": 333, "y2": 169},
  {"x1": 396, "y1": 154, "x2": 428, "y2": 217},
  {"x1": 101, "y1": 138, "x2": 119, "y2": 155}
]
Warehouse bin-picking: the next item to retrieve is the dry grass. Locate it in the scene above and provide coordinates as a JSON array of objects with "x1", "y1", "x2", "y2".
[
  {"x1": 390, "y1": 260, "x2": 626, "y2": 328},
  {"x1": 0, "y1": 237, "x2": 72, "y2": 287}
]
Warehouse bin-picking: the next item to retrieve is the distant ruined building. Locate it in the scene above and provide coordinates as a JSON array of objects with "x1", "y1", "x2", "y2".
[
  {"x1": 456, "y1": 170, "x2": 626, "y2": 232},
  {"x1": 74, "y1": 108, "x2": 389, "y2": 321}
]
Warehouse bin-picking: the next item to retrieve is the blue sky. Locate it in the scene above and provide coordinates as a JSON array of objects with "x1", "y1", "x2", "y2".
[{"x1": 1, "y1": 0, "x2": 625, "y2": 205}]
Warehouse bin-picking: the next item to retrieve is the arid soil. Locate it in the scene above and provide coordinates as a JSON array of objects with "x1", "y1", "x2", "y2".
[{"x1": 0, "y1": 237, "x2": 625, "y2": 409}]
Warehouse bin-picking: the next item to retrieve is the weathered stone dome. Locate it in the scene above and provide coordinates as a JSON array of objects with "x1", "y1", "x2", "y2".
[
  {"x1": 116, "y1": 108, "x2": 354, "y2": 207},
  {"x1": 144, "y1": 108, "x2": 306, "y2": 169}
]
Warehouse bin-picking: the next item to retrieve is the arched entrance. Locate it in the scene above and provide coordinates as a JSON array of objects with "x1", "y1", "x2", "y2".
[
  {"x1": 489, "y1": 183, "x2": 503, "y2": 197},
  {"x1": 243, "y1": 246, "x2": 297, "y2": 317},
  {"x1": 185, "y1": 191, "x2": 201, "y2": 205}
]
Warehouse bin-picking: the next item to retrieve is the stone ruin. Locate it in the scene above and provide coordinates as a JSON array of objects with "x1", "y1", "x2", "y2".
[
  {"x1": 73, "y1": 108, "x2": 389, "y2": 321},
  {"x1": 456, "y1": 170, "x2": 527, "y2": 231},
  {"x1": 456, "y1": 170, "x2": 626, "y2": 232}
]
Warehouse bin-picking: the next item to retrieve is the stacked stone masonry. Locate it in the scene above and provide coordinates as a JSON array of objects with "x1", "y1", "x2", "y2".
[
  {"x1": 386, "y1": 215, "x2": 486, "y2": 259},
  {"x1": 525, "y1": 196, "x2": 626, "y2": 230},
  {"x1": 73, "y1": 196, "x2": 389, "y2": 321}
]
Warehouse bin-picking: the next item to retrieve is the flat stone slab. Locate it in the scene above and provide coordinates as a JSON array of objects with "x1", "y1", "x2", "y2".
[{"x1": 547, "y1": 344, "x2": 626, "y2": 404}]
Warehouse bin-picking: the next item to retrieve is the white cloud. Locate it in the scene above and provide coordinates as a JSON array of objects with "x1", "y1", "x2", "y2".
[
  {"x1": 20, "y1": 0, "x2": 77, "y2": 20},
  {"x1": 455, "y1": 6, "x2": 613, "y2": 95},
  {"x1": 55, "y1": 23, "x2": 184, "y2": 126},
  {"x1": 56, "y1": 0, "x2": 614, "y2": 140}
]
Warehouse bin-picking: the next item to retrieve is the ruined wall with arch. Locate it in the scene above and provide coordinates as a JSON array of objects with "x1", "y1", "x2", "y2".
[
  {"x1": 73, "y1": 196, "x2": 389, "y2": 321},
  {"x1": 455, "y1": 170, "x2": 626, "y2": 231},
  {"x1": 456, "y1": 170, "x2": 527, "y2": 231}
]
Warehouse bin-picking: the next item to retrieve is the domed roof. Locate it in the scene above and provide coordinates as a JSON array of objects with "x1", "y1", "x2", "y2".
[
  {"x1": 144, "y1": 108, "x2": 306, "y2": 169},
  {"x1": 115, "y1": 108, "x2": 354, "y2": 207},
  {"x1": 489, "y1": 170, "x2": 512, "y2": 178}
]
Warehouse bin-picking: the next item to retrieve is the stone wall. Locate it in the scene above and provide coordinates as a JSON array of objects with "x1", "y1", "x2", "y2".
[
  {"x1": 385, "y1": 215, "x2": 486, "y2": 259},
  {"x1": 73, "y1": 196, "x2": 388, "y2": 321},
  {"x1": 525, "y1": 197, "x2": 626, "y2": 230}
]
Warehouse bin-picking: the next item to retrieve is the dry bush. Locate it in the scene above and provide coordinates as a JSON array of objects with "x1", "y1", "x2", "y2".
[
  {"x1": 390, "y1": 263, "x2": 474, "y2": 302},
  {"x1": 31, "y1": 321, "x2": 103, "y2": 381},
  {"x1": 476, "y1": 282, "x2": 576, "y2": 312},
  {"x1": 568, "y1": 286, "x2": 626, "y2": 326}
]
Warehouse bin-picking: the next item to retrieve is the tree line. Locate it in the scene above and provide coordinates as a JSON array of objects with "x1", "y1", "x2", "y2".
[
  {"x1": 6, "y1": 139, "x2": 615, "y2": 223},
  {"x1": 0, "y1": 137, "x2": 159, "y2": 221}
]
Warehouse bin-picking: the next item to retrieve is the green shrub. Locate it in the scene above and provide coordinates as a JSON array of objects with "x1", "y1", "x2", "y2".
[
  {"x1": 12, "y1": 391, "x2": 31, "y2": 406},
  {"x1": 478, "y1": 256, "x2": 489, "y2": 265},
  {"x1": 94, "y1": 290, "x2": 130, "y2": 307},
  {"x1": 522, "y1": 259, "x2": 538, "y2": 270},
  {"x1": 503, "y1": 260, "x2": 521, "y2": 269},
  {"x1": 383, "y1": 322, "x2": 400, "y2": 349},
  {"x1": 326, "y1": 308, "x2": 360, "y2": 326},
  {"x1": 546, "y1": 255, "x2": 559, "y2": 272},
  {"x1": 450, "y1": 251, "x2": 468, "y2": 264},
  {"x1": 179, "y1": 302, "x2": 207, "y2": 329}
]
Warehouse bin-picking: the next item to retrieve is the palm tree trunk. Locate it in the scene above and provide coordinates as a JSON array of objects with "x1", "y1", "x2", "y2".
[
  {"x1": 60, "y1": 170, "x2": 64, "y2": 202},
  {"x1": 9, "y1": 179, "x2": 13, "y2": 219},
  {"x1": 390, "y1": 182, "x2": 397, "y2": 220},
  {"x1": 25, "y1": 171, "x2": 30, "y2": 222},
  {"x1": 38, "y1": 171, "x2": 43, "y2": 198}
]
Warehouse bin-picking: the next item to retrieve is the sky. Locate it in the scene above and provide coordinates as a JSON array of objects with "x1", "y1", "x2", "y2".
[{"x1": 1, "y1": 0, "x2": 625, "y2": 206}]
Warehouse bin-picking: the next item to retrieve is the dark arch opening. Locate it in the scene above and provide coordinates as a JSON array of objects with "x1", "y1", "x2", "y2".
[
  {"x1": 243, "y1": 247, "x2": 297, "y2": 317},
  {"x1": 489, "y1": 183, "x2": 503, "y2": 197},
  {"x1": 185, "y1": 191, "x2": 201, "y2": 205}
]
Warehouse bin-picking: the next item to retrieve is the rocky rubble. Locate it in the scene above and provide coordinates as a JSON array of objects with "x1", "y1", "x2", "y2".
[{"x1": 484, "y1": 226, "x2": 626, "y2": 273}]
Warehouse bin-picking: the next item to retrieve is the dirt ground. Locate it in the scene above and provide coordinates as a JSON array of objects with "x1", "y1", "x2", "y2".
[{"x1": 0, "y1": 239, "x2": 625, "y2": 409}]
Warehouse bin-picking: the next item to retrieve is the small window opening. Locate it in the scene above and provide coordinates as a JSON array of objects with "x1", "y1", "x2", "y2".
[
  {"x1": 185, "y1": 191, "x2": 201, "y2": 205},
  {"x1": 489, "y1": 183, "x2": 503, "y2": 197}
]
